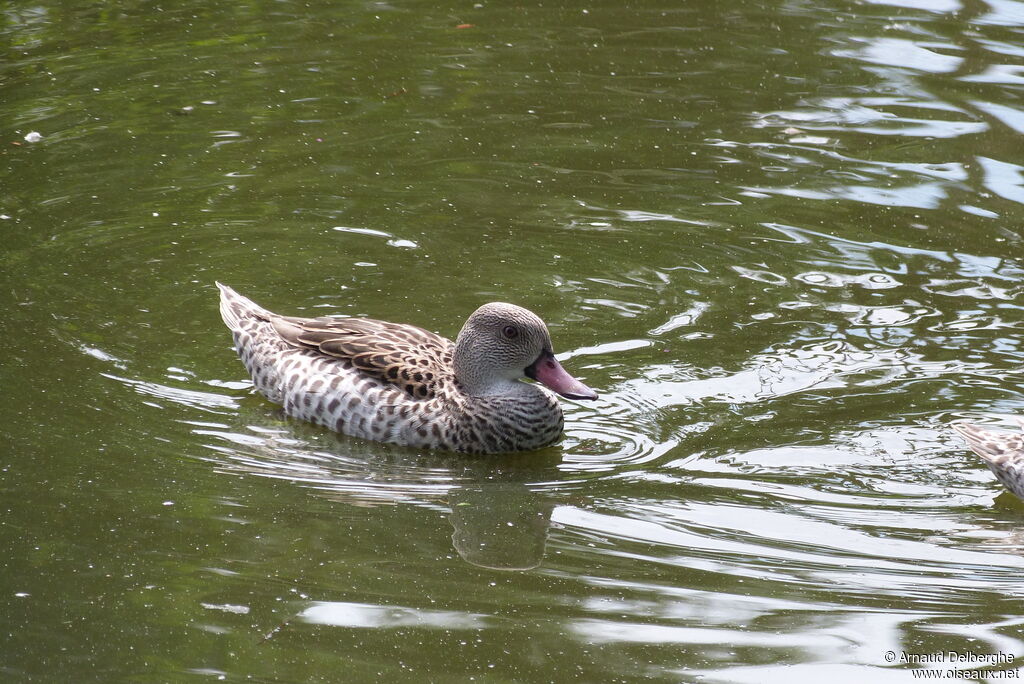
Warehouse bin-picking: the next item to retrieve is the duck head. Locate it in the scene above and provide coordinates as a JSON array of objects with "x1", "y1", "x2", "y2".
[{"x1": 453, "y1": 302, "x2": 598, "y2": 400}]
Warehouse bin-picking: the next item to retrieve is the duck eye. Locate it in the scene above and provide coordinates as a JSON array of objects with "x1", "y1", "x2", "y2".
[{"x1": 502, "y1": 325, "x2": 518, "y2": 339}]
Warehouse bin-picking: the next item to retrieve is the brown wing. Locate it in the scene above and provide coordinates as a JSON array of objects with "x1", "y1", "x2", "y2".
[{"x1": 271, "y1": 314, "x2": 454, "y2": 399}]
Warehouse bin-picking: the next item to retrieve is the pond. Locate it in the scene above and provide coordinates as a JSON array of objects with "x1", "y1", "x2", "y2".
[{"x1": 3, "y1": 0, "x2": 1024, "y2": 681}]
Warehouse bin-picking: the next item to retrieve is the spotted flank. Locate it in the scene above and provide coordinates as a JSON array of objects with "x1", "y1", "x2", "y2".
[
  {"x1": 216, "y1": 283, "x2": 597, "y2": 454},
  {"x1": 952, "y1": 421, "x2": 1024, "y2": 499}
]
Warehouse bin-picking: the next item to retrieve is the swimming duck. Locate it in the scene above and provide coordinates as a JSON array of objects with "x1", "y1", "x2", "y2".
[
  {"x1": 952, "y1": 421, "x2": 1024, "y2": 499},
  {"x1": 217, "y1": 283, "x2": 597, "y2": 454}
]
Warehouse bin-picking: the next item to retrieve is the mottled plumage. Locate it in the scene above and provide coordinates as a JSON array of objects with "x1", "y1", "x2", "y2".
[
  {"x1": 217, "y1": 283, "x2": 597, "y2": 454},
  {"x1": 952, "y1": 421, "x2": 1024, "y2": 499}
]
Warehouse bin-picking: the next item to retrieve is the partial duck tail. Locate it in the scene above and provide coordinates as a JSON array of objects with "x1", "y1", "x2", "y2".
[
  {"x1": 952, "y1": 421, "x2": 1024, "y2": 467},
  {"x1": 216, "y1": 282, "x2": 272, "y2": 331},
  {"x1": 952, "y1": 420, "x2": 1024, "y2": 499}
]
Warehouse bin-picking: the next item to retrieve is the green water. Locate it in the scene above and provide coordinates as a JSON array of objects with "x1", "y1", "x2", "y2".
[{"x1": 4, "y1": 0, "x2": 1024, "y2": 681}]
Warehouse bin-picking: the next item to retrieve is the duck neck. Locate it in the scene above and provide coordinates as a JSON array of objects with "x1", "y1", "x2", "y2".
[
  {"x1": 454, "y1": 359, "x2": 514, "y2": 397},
  {"x1": 453, "y1": 340, "x2": 523, "y2": 398}
]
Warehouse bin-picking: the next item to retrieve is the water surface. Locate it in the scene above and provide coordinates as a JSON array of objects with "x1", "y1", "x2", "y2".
[{"x1": 3, "y1": 0, "x2": 1024, "y2": 681}]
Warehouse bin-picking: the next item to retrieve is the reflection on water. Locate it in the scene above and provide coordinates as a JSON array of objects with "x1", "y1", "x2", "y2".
[
  {"x1": 449, "y1": 485, "x2": 554, "y2": 571},
  {"x1": 300, "y1": 601, "x2": 490, "y2": 629},
  {"x1": 195, "y1": 427, "x2": 558, "y2": 570}
]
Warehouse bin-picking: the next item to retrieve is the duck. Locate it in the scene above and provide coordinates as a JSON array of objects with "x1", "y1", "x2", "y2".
[
  {"x1": 951, "y1": 421, "x2": 1024, "y2": 499},
  {"x1": 216, "y1": 283, "x2": 598, "y2": 454}
]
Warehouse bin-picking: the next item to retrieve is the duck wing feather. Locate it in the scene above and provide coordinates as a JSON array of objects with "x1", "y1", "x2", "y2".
[{"x1": 271, "y1": 314, "x2": 454, "y2": 399}]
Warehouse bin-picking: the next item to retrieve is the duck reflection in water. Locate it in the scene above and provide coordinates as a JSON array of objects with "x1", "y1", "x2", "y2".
[
  {"x1": 448, "y1": 483, "x2": 555, "y2": 571},
  {"x1": 204, "y1": 425, "x2": 559, "y2": 570}
]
